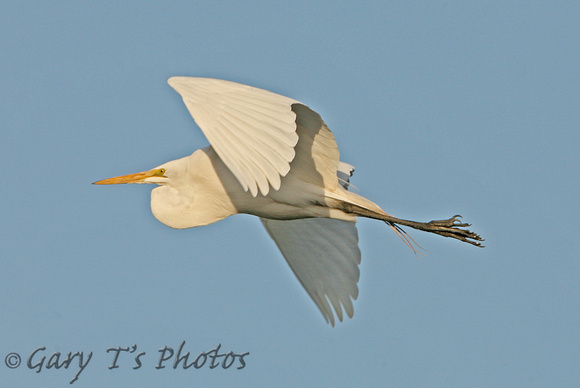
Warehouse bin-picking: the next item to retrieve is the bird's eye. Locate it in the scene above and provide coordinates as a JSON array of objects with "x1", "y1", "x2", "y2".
[{"x1": 151, "y1": 168, "x2": 166, "y2": 177}]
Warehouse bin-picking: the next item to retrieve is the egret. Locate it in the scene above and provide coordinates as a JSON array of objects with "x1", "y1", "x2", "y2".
[{"x1": 94, "y1": 77, "x2": 483, "y2": 325}]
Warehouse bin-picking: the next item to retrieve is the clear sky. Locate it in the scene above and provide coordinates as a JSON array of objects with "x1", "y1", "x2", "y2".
[{"x1": 1, "y1": 1, "x2": 578, "y2": 387}]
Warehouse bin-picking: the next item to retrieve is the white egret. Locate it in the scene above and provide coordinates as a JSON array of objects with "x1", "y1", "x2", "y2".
[{"x1": 95, "y1": 77, "x2": 483, "y2": 325}]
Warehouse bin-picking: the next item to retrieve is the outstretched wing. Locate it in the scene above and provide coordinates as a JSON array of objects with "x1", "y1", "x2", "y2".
[
  {"x1": 261, "y1": 217, "x2": 361, "y2": 326},
  {"x1": 168, "y1": 77, "x2": 300, "y2": 196}
]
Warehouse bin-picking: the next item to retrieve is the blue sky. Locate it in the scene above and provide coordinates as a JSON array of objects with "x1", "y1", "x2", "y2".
[{"x1": 1, "y1": 1, "x2": 578, "y2": 386}]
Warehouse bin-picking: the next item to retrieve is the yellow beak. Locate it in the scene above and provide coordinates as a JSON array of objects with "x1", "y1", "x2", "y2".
[
  {"x1": 93, "y1": 170, "x2": 159, "y2": 185},
  {"x1": 93, "y1": 171, "x2": 150, "y2": 185}
]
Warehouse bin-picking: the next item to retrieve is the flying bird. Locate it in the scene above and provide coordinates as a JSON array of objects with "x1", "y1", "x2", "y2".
[{"x1": 94, "y1": 77, "x2": 483, "y2": 325}]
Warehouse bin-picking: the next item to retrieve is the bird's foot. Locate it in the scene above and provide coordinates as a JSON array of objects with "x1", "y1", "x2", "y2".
[{"x1": 424, "y1": 215, "x2": 484, "y2": 247}]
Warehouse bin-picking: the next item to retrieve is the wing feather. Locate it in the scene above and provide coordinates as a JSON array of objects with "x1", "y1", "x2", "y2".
[
  {"x1": 221, "y1": 108, "x2": 295, "y2": 162},
  {"x1": 289, "y1": 104, "x2": 341, "y2": 192},
  {"x1": 168, "y1": 77, "x2": 299, "y2": 196},
  {"x1": 261, "y1": 217, "x2": 361, "y2": 326}
]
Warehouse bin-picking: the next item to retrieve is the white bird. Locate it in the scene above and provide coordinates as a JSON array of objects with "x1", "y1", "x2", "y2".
[{"x1": 95, "y1": 77, "x2": 483, "y2": 326}]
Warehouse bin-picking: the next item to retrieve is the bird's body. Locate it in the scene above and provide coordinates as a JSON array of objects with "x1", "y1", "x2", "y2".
[
  {"x1": 147, "y1": 146, "x2": 353, "y2": 228},
  {"x1": 95, "y1": 77, "x2": 483, "y2": 325}
]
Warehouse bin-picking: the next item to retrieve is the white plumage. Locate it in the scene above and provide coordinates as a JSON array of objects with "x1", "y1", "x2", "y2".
[
  {"x1": 169, "y1": 77, "x2": 299, "y2": 196},
  {"x1": 95, "y1": 77, "x2": 483, "y2": 326}
]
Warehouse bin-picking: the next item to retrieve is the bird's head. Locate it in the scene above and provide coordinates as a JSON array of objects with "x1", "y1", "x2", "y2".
[{"x1": 94, "y1": 154, "x2": 219, "y2": 229}]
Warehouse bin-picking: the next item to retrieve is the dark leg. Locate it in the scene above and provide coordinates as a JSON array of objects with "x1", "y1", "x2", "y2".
[{"x1": 383, "y1": 214, "x2": 484, "y2": 247}]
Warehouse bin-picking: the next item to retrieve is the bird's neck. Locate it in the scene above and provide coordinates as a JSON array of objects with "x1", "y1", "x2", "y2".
[{"x1": 151, "y1": 149, "x2": 238, "y2": 229}]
